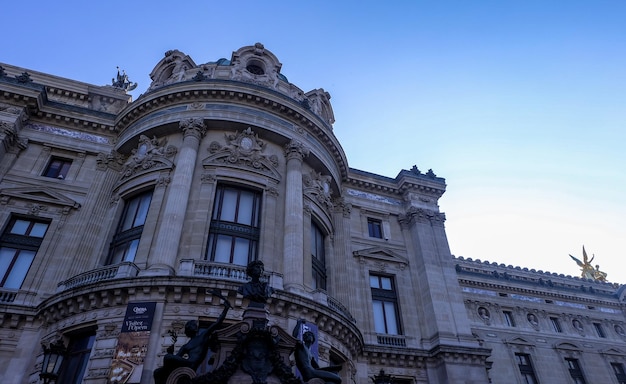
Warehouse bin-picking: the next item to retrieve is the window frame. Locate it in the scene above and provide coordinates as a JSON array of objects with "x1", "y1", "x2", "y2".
[
  {"x1": 206, "y1": 184, "x2": 261, "y2": 266},
  {"x1": 593, "y1": 322, "x2": 606, "y2": 338},
  {"x1": 503, "y1": 310, "x2": 516, "y2": 327},
  {"x1": 367, "y1": 218, "x2": 383, "y2": 239},
  {"x1": 107, "y1": 190, "x2": 153, "y2": 265},
  {"x1": 311, "y1": 220, "x2": 327, "y2": 290},
  {"x1": 565, "y1": 358, "x2": 587, "y2": 384},
  {"x1": 0, "y1": 215, "x2": 50, "y2": 289},
  {"x1": 42, "y1": 156, "x2": 73, "y2": 179},
  {"x1": 369, "y1": 273, "x2": 402, "y2": 335},
  {"x1": 57, "y1": 329, "x2": 96, "y2": 384},
  {"x1": 611, "y1": 362, "x2": 626, "y2": 384},
  {"x1": 550, "y1": 317, "x2": 563, "y2": 333},
  {"x1": 515, "y1": 353, "x2": 539, "y2": 384}
]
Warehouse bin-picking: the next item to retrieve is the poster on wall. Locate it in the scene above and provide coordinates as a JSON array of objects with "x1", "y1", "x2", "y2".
[{"x1": 108, "y1": 302, "x2": 156, "y2": 384}]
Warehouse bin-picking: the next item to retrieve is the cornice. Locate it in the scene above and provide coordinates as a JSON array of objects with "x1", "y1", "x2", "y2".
[
  {"x1": 34, "y1": 275, "x2": 363, "y2": 356},
  {"x1": 346, "y1": 167, "x2": 446, "y2": 199},
  {"x1": 455, "y1": 256, "x2": 621, "y2": 297},
  {"x1": 116, "y1": 79, "x2": 348, "y2": 180},
  {"x1": 1, "y1": 77, "x2": 118, "y2": 132}
]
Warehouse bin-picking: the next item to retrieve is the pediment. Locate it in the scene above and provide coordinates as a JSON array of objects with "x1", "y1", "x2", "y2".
[
  {"x1": 554, "y1": 342, "x2": 581, "y2": 351},
  {"x1": 0, "y1": 187, "x2": 80, "y2": 208},
  {"x1": 353, "y1": 246, "x2": 409, "y2": 267},
  {"x1": 600, "y1": 347, "x2": 625, "y2": 356},
  {"x1": 506, "y1": 337, "x2": 534, "y2": 346}
]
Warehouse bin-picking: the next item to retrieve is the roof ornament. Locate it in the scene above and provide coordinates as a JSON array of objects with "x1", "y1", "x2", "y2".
[
  {"x1": 569, "y1": 245, "x2": 608, "y2": 282},
  {"x1": 111, "y1": 66, "x2": 137, "y2": 91}
]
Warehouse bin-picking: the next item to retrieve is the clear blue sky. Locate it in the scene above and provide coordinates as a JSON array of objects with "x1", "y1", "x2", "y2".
[{"x1": 3, "y1": 1, "x2": 625, "y2": 282}]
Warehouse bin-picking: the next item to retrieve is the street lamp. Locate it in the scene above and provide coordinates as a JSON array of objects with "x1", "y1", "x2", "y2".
[
  {"x1": 40, "y1": 339, "x2": 67, "y2": 384},
  {"x1": 371, "y1": 369, "x2": 394, "y2": 384}
]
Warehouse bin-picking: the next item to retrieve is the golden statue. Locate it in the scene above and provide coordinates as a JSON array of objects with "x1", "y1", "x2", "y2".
[{"x1": 569, "y1": 245, "x2": 607, "y2": 282}]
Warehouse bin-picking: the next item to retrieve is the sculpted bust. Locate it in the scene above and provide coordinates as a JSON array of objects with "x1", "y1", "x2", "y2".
[{"x1": 238, "y1": 260, "x2": 274, "y2": 307}]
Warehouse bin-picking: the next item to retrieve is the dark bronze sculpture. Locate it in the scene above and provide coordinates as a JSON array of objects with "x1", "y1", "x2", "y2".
[
  {"x1": 292, "y1": 319, "x2": 342, "y2": 384},
  {"x1": 154, "y1": 296, "x2": 231, "y2": 384},
  {"x1": 238, "y1": 260, "x2": 274, "y2": 307}
]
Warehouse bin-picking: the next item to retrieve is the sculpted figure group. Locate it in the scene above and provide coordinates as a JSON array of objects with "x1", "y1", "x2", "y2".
[{"x1": 154, "y1": 260, "x2": 342, "y2": 384}]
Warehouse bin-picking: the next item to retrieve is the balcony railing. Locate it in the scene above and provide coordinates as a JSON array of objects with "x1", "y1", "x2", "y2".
[
  {"x1": 192, "y1": 261, "x2": 249, "y2": 282},
  {"x1": 57, "y1": 262, "x2": 139, "y2": 291},
  {"x1": 0, "y1": 289, "x2": 17, "y2": 303},
  {"x1": 327, "y1": 295, "x2": 357, "y2": 324},
  {"x1": 377, "y1": 334, "x2": 407, "y2": 347}
]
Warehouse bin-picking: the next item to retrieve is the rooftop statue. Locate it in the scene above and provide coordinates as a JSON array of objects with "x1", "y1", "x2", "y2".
[
  {"x1": 111, "y1": 66, "x2": 138, "y2": 91},
  {"x1": 569, "y1": 245, "x2": 607, "y2": 282}
]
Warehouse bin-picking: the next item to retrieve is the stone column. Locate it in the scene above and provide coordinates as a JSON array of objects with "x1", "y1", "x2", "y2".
[
  {"x1": 331, "y1": 197, "x2": 353, "y2": 307},
  {"x1": 146, "y1": 118, "x2": 206, "y2": 275},
  {"x1": 282, "y1": 140, "x2": 309, "y2": 292}
]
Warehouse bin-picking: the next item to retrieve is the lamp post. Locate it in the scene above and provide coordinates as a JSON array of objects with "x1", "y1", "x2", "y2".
[
  {"x1": 371, "y1": 369, "x2": 394, "y2": 384},
  {"x1": 40, "y1": 339, "x2": 67, "y2": 384}
]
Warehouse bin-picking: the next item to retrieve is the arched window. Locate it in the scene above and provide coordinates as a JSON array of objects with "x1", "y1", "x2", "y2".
[
  {"x1": 108, "y1": 190, "x2": 153, "y2": 264},
  {"x1": 311, "y1": 221, "x2": 327, "y2": 290},
  {"x1": 206, "y1": 185, "x2": 261, "y2": 266}
]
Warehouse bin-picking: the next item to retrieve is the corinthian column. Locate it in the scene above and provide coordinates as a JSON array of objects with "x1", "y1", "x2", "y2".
[
  {"x1": 146, "y1": 118, "x2": 206, "y2": 275},
  {"x1": 282, "y1": 140, "x2": 309, "y2": 292}
]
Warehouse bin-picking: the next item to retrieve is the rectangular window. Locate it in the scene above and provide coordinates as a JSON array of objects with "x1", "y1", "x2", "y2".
[
  {"x1": 612, "y1": 362, "x2": 626, "y2": 384},
  {"x1": 0, "y1": 216, "x2": 50, "y2": 289},
  {"x1": 43, "y1": 157, "x2": 72, "y2": 179},
  {"x1": 207, "y1": 185, "x2": 261, "y2": 266},
  {"x1": 565, "y1": 358, "x2": 587, "y2": 384},
  {"x1": 367, "y1": 218, "x2": 383, "y2": 238},
  {"x1": 515, "y1": 353, "x2": 539, "y2": 384},
  {"x1": 550, "y1": 317, "x2": 562, "y2": 333},
  {"x1": 593, "y1": 322, "x2": 606, "y2": 338},
  {"x1": 311, "y1": 222, "x2": 327, "y2": 290},
  {"x1": 108, "y1": 190, "x2": 153, "y2": 264},
  {"x1": 370, "y1": 274, "x2": 401, "y2": 335},
  {"x1": 57, "y1": 330, "x2": 96, "y2": 384},
  {"x1": 503, "y1": 311, "x2": 516, "y2": 327}
]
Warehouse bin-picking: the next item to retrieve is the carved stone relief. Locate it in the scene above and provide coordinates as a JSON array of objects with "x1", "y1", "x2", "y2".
[
  {"x1": 120, "y1": 134, "x2": 177, "y2": 179},
  {"x1": 303, "y1": 171, "x2": 333, "y2": 211},
  {"x1": 203, "y1": 127, "x2": 280, "y2": 181}
]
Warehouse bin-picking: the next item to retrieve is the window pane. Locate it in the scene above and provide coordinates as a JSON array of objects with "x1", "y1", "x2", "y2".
[
  {"x1": 213, "y1": 235, "x2": 233, "y2": 263},
  {"x1": 134, "y1": 194, "x2": 152, "y2": 227},
  {"x1": 372, "y1": 300, "x2": 386, "y2": 333},
  {"x1": 30, "y1": 222, "x2": 49, "y2": 238},
  {"x1": 0, "y1": 247, "x2": 17, "y2": 279},
  {"x1": 370, "y1": 275, "x2": 380, "y2": 288},
  {"x1": 219, "y1": 189, "x2": 238, "y2": 222},
  {"x1": 10, "y1": 220, "x2": 30, "y2": 235},
  {"x1": 380, "y1": 276, "x2": 392, "y2": 290},
  {"x1": 232, "y1": 238, "x2": 250, "y2": 266},
  {"x1": 4, "y1": 250, "x2": 35, "y2": 289},
  {"x1": 237, "y1": 191, "x2": 254, "y2": 225},
  {"x1": 384, "y1": 301, "x2": 399, "y2": 334},
  {"x1": 121, "y1": 198, "x2": 140, "y2": 230},
  {"x1": 124, "y1": 239, "x2": 140, "y2": 262}
]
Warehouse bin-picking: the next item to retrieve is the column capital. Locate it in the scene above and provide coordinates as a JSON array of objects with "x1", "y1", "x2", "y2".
[
  {"x1": 399, "y1": 206, "x2": 446, "y2": 227},
  {"x1": 284, "y1": 140, "x2": 309, "y2": 161},
  {"x1": 179, "y1": 117, "x2": 207, "y2": 140}
]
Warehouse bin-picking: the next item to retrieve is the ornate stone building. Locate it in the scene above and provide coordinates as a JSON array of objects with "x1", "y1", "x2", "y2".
[{"x1": 0, "y1": 44, "x2": 624, "y2": 384}]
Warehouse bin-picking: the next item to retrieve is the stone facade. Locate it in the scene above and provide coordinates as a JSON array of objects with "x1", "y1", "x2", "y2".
[{"x1": 0, "y1": 45, "x2": 623, "y2": 384}]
